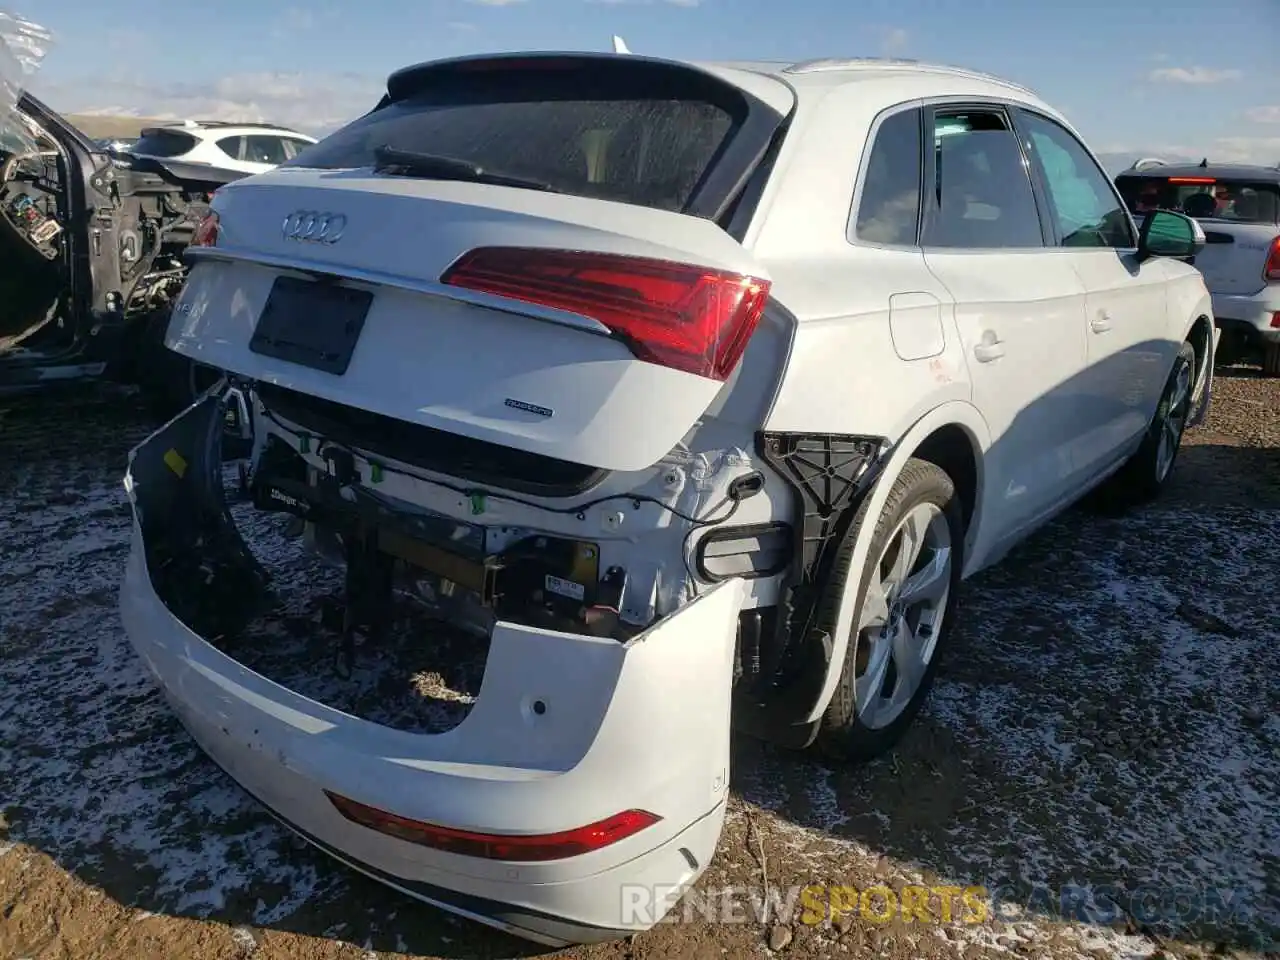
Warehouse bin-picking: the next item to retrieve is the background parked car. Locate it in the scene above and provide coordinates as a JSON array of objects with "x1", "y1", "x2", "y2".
[
  {"x1": 1115, "y1": 159, "x2": 1280, "y2": 375},
  {"x1": 124, "y1": 120, "x2": 318, "y2": 177}
]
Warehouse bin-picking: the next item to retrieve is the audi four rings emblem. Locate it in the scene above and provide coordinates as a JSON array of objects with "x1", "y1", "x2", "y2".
[{"x1": 281, "y1": 210, "x2": 347, "y2": 244}]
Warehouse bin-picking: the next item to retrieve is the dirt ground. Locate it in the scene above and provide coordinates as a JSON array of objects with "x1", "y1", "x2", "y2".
[{"x1": 1, "y1": 362, "x2": 1277, "y2": 960}]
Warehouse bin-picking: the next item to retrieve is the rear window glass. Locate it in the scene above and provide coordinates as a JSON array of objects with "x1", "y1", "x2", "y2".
[
  {"x1": 287, "y1": 73, "x2": 740, "y2": 213},
  {"x1": 1116, "y1": 175, "x2": 1280, "y2": 224},
  {"x1": 131, "y1": 129, "x2": 198, "y2": 158}
]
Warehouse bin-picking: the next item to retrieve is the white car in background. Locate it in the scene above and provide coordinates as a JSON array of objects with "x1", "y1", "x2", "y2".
[
  {"x1": 125, "y1": 119, "x2": 317, "y2": 176},
  {"x1": 1115, "y1": 160, "x2": 1280, "y2": 375},
  {"x1": 121, "y1": 51, "x2": 1215, "y2": 945}
]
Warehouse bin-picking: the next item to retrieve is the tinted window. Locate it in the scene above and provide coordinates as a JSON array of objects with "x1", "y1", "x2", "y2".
[
  {"x1": 923, "y1": 110, "x2": 1044, "y2": 249},
  {"x1": 131, "y1": 129, "x2": 198, "y2": 158},
  {"x1": 1018, "y1": 112, "x2": 1134, "y2": 248},
  {"x1": 288, "y1": 72, "x2": 740, "y2": 213},
  {"x1": 216, "y1": 135, "x2": 244, "y2": 161},
  {"x1": 854, "y1": 107, "x2": 922, "y2": 245},
  {"x1": 1115, "y1": 175, "x2": 1280, "y2": 225},
  {"x1": 243, "y1": 135, "x2": 290, "y2": 165},
  {"x1": 282, "y1": 137, "x2": 314, "y2": 159}
]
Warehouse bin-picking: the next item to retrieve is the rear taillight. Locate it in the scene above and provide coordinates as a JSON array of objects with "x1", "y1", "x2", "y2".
[
  {"x1": 191, "y1": 211, "x2": 220, "y2": 247},
  {"x1": 1264, "y1": 237, "x2": 1280, "y2": 283},
  {"x1": 324, "y1": 791, "x2": 660, "y2": 861},
  {"x1": 440, "y1": 247, "x2": 771, "y2": 381}
]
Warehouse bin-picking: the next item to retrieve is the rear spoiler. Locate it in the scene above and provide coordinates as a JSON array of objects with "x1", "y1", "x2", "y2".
[{"x1": 124, "y1": 154, "x2": 252, "y2": 189}]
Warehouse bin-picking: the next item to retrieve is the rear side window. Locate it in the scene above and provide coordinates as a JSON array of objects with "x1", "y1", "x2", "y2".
[
  {"x1": 1115, "y1": 175, "x2": 1280, "y2": 224},
  {"x1": 131, "y1": 129, "x2": 197, "y2": 158},
  {"x1": 922, "y1": 110, "x2": 1045, "y2": 249},
  {"x1": 216, "y1": 135, "x2": 244, "y2": 161},
  {"x1": 287, "y1": 64, "x2": 745, "y2": 213},
  {"x1": 243, "y1": 135, "x2": 290, "y2": 165},
  {"x1": 854, "y1": 107, "x2": 922, "y2": 245}
]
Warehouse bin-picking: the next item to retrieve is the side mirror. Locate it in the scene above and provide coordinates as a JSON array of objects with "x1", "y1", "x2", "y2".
[{"x1": 1137, "y1": 210, "x2": 1206, "y2": 263}]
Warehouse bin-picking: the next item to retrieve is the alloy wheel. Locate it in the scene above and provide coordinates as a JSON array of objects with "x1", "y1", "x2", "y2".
[
  {"x1": 1155, "y1": 356, "x2": 1192, "y2": 483},
  {"x1": 853, "y1": 501, "x2": 953, "y2": 730}
]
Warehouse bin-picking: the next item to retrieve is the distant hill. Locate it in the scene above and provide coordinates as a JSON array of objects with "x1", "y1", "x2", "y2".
[{"x1": 64, "y1": 115, "x2": 162, "y2": 140}]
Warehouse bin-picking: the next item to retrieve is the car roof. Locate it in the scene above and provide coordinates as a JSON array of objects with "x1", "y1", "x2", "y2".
[
  {"x1": 143, "y1": 120, "x2": 315, "y2": 138},
  {"x1": 1117, "y1": 162, "x2": 1280, "y2": 182},
  {"x1": 384, "y1": 51, "x2": 1054, "y2": 121},
  {"x1": 704, "y1": 56, "x2": 1038, "y2": 96},
  {"x1": 691, "y1": 56, "x2": 1064, "y2": 130}
]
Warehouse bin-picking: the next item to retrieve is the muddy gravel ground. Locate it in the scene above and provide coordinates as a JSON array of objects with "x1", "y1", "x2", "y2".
[{"x1": 1, "y1": 365, "x2": 1277, "y2": 960}]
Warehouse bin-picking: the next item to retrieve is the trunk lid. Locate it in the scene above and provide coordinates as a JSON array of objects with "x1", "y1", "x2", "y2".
[
  {"x1": 173, "y1": 173, "x2": 773, "y2": 475},
  {"x1": 169, "y1": 53, "x2": 790, "y2": 477}
]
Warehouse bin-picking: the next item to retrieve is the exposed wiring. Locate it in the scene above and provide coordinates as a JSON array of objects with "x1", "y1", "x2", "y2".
[
  {"x1": 681, "y1": 495, "x2": 741, "y2": 600},
  {"x1": 258, "y1": 403, "x2": 745, "y2": 529},
  {"x1": 251, "y1": 399, "x2": 757, "y2": 639}
]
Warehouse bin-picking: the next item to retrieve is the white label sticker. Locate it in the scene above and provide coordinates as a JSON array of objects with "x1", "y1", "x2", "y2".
[{"x1": 545, "y1": 574, "x2": 585, "y2": 602}]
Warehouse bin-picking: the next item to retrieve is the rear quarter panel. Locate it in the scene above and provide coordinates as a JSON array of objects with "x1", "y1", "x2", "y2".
[
  {"x1": 744, "y1": 76, "x2": 983, "y2": 441},
  {"x1": 1164, "y1": 259, "x2": 1215, "y2": 338}
]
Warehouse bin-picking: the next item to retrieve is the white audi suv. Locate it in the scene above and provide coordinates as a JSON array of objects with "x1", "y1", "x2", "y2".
[{"x1": 120, "y1": 51, "x2": 1215, "y2": 945}]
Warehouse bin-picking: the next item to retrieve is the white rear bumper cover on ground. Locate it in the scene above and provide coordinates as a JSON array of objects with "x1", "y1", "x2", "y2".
[{"x1": 118, "y1": 394, "x2": 746, "y2": 946}]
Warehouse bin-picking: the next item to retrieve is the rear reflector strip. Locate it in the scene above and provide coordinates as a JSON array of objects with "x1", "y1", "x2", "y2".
[
  {"x1": 324, "y1": 791, "x2": 661, "y2": 861},
  {"x1": 1168, "y1": 177, "x2": 1216, "y2": 184},
  {"x1": 441, "y1": 246, "x2": 771, "y2": 381}
]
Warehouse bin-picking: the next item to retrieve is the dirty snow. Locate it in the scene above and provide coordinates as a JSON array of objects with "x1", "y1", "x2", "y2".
[{"x1": 0, "y1": 380, "x2": 1277, "y2": 959}]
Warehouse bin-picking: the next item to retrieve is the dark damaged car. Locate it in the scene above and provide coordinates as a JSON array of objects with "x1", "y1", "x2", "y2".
[{"x1": 1, "y1": 92, "x2": 247, "y2": 402}]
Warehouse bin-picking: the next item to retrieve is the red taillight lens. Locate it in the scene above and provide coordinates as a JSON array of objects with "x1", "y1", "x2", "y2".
[
  {"x1": 440, "y1": 247, "x2": 771, "y2": 381},
  {"x1": 191, "y1": 211, "x2": 220, "y2": 248},
  {"x1": 324, "y1": 791, "x2": 661, "y2": 862},
  {"x1": 1264, "y1": 237, "x2": 1280, "y2": 283}
]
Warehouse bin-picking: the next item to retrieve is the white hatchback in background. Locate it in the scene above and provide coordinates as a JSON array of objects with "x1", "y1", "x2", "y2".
[
  {"x1": 1115, "y1": 161, "x2": 1280, "y2": 375},
  {"x1": 120, "y1": 52, "x2": 1216, "y2": 945},
  {"x1": 125, "y1": 119, "x2": 318, "y2": 176}
]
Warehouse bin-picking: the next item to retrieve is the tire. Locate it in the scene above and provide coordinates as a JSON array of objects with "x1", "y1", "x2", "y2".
[
  {"x1": 1097, "y1": 340, "x2": 1196, "y2": 508},
  {"x1": 1264, "y1": 341, "x2": 1280, "y2": 378},
  {"x1": 135, "y1": 310, "x2": 221, "y2": 421},
  {"x1": 815, "y1": 458, "x2": 964, "y2": 762}
]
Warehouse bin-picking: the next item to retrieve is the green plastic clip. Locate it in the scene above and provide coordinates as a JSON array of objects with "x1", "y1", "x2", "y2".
[
  {"x1": 370, "y1": 462, "x2": 384, "y2": 484},
  {"x1": 298, "y1": 433, "x2": 311, "y2": 454},
  {"x1": 469, "y1": 492, "x2": 486, "y2": 515}
]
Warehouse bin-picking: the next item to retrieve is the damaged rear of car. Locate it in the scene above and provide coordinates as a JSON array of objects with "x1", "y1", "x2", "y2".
[
  {"x1": 0, "y1": 13, "x2": 244, "y2": 394},
  {"x1": 121, "y1": 52, "x2": 816, "y2": 943}
]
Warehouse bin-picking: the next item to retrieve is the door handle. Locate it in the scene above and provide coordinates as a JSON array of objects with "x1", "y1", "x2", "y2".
[
  {"x1": 1091, "y1": 311, "x2": 1112, "y2": 333},
  {"x1": 973, "y1": 335, "x2": 1004, "y2": 363}
]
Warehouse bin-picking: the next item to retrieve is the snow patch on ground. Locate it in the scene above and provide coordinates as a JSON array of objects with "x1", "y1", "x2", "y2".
[{"x1": 1, "y1": 389, "x2": 1276, "y2": 956}]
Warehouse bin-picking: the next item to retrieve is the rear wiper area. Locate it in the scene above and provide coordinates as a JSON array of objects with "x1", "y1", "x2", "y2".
[{"x1": 372, "y1": 145, "x2": 555, "y2": 192}]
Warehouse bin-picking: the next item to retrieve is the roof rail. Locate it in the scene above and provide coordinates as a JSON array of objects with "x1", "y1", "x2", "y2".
[
  {"x1": 782, "y1": 57, "x2": 1038, "y2": 97},
  {"x1": 1129, "y1": 157, "x2": 1167, "y2": 171},
  {"x1": 157, "y1": 118, "x2": 296, "y2": 131}
]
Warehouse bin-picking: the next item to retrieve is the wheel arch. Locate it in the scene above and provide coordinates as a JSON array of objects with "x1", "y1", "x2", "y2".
[
  {"x1": 800, "y1": 400, "x2": 991, "y2": 725},
  {"x1": 1183, "y1": 310, "x2": 1215, "y2": 427}
]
